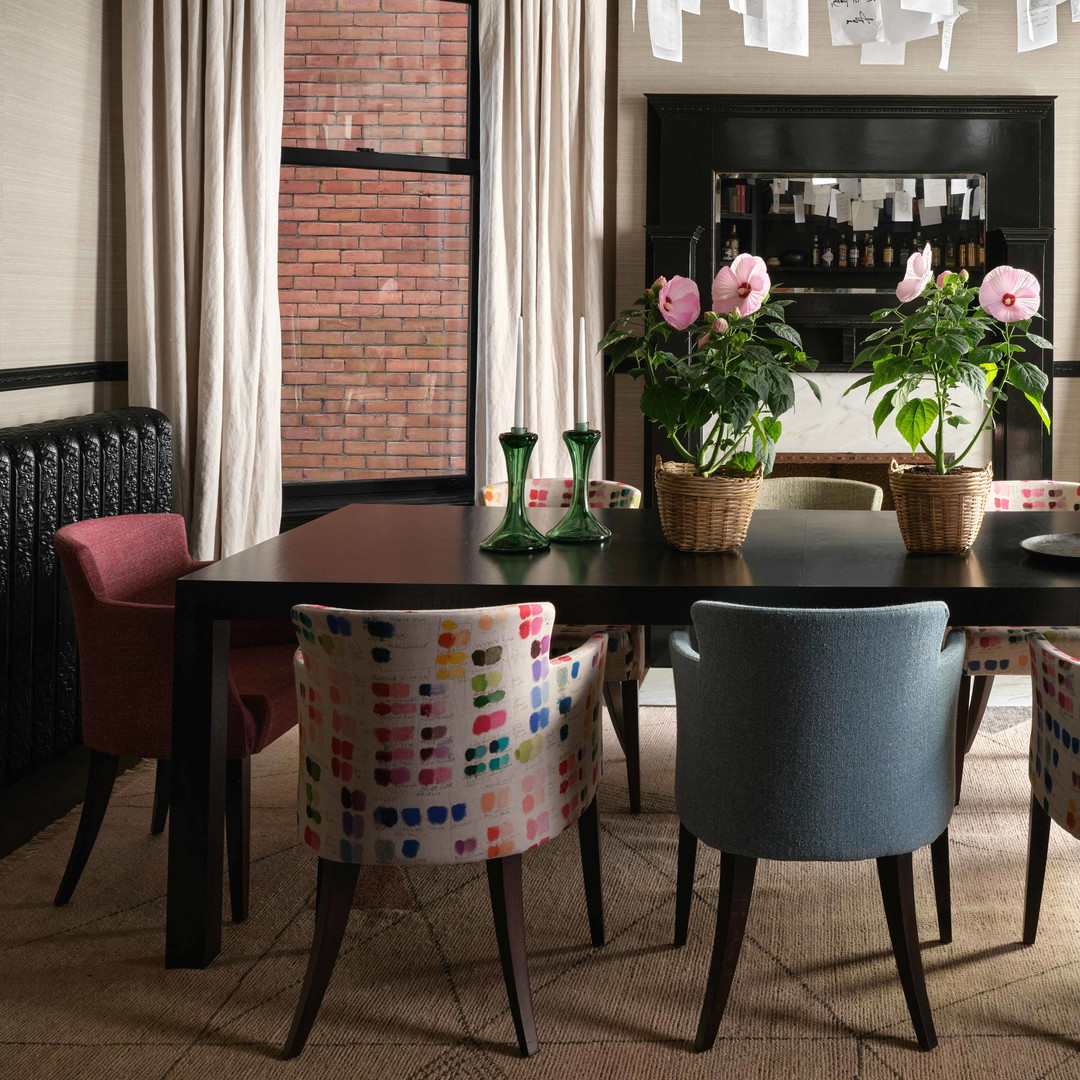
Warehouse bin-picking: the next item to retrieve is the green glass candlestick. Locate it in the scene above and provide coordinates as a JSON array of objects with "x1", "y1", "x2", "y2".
[
  {"x1": 479, "y1": 428, "x2": 550, "y2": 553},
  {"x1": 547, "y1": 424, "x2": 611, "y2": 544}
]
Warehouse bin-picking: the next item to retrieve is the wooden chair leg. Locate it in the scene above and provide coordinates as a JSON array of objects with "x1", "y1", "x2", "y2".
[
  {"x1": 151, "y1": 760, "x2": 171, "y2": 835},
  {"x1": 576, "y1": 798, "x2": 605, "y2": 947},
  {"x1": 225, "y1": 756, "x2": 251, "y2": 923},
  {"x1": 674, "y1": 821, "x2": 698, "y2": 947},
  {"x1": 964, "y1": 675, "x2": 994, "y2": 753},
  {"x1": 1023, "y1": 793, "x2": 1052, "y2": 946},
  {"x1": 54, "y1": 751, "x2": 120, "y2": 906},
  {"x1": 694, "y1": 852, "x2": 757, "y2": 1052},
  {"x1": 487, "y1": 854, "x2": 539, "y2": 1057},
  {"x1": 604, "y1": 679, "x2": 641, "y2": 814},
  {"x1": 283, "y1": 858, "x2": 361, "y2": 1059},
  {"x1": 930, "y1": 829, "x2": 952, "y2": 945},
  {"x1": 954, "y1": 674, "x2": 970, "y2": 806},
  {"x1": 876, "y1": 852, "x2": 937, "y2": 1051}
]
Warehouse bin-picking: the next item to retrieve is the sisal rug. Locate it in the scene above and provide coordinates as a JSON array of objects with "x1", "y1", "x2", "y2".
[{"x1": 2, "y1": 705, "x2": 1080, "y2": 1080}]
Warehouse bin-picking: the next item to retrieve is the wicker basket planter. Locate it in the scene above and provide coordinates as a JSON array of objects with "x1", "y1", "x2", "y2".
[
  {"x1": 654, "y1": 457, "x2": 764, "y2": 552},
  {"x1": 888, "y1": 459, "x2": 993, "y2": 554}
]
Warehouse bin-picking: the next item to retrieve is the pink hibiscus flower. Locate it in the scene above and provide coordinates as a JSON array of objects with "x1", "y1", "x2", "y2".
[
  {"x1": 896, "y1": 244, "x2": 933, "y2": 304},
  {"x1": 711, "y1": 253, "x2": 771, "y2": 317},
  {"x1": 657, "y1": 275, "x2": 701, "y2": 331},
  {"x1": 979, "y1": 265, "x2": 1040, "y2": 323}
]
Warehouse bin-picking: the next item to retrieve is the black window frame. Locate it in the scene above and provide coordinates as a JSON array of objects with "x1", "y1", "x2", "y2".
[{"x1": 280, "y1": 0, "x2": 480, "y2": 527}]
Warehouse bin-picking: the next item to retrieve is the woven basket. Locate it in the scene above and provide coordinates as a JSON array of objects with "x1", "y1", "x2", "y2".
[
  {"x1": 654, "y1": 457, "x2": 764, "y2": 552},
  {"x1": 888, "y1": 459, "x2": 993, "y2": 553}
]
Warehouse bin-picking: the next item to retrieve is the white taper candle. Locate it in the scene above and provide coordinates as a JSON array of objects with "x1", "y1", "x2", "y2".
[
  {"x1": 514, "y1": 314, "x2": 525, "y2": 430},
  {"x1": 576, "y1": 315, "x2": 587, "y2": 426}
]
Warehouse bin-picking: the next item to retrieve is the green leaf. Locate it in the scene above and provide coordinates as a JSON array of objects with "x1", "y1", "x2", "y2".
[
  {"x1": 682, "y1": 388, "x2": 714, "y2": 430},
  {"x1": 1025, "y1": 392, "x2": 1052, "y2": 432},
  {"x1": 1025, "y1": 332, "x2": 1054, "y2": 350},
  {"x1": 1006, "y1": 361, "x2": 1048, "y2": 399},
  {"x1": 868, "y1": 355, "x2": 912, "y2": 396},
  {"x1": 853, "y1": 343, "x2": 892, "y2": 368},
  {"x1": 639, "y1": 383, "x2": 685, "y2": 432},
  {"x1": 946, "y1": 415, "x2": 971, "y2": 428},
  {"x1": 872, "y1": 390, "x2": 896, "y2": 436},
  {"x1": 763, "y1": 367, "x2": 796, "y2": 417},
  {"x1": 765, "y1": 322, "x2": 803, "y2": 348},
  {"x1": 894, "y1": 398, "x2": 939, "y2": 452},
  {"x1": 842, "y1": 374, "x2": 874, "y2": 396},
  {"x1": 954, "y1": 362, "x2": 989, "y2": 399},
  {"x1": 729, "y1": 451, "x2": 757, "y2": 473},
  {"x1": 862, "y1": 327, "x2": 896, "y2": 342},
  {"x1": 798, "y1": 374, "x2": 822, "y2": 403}
]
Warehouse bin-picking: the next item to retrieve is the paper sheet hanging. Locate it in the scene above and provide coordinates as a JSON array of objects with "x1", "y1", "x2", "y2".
[
  {"x1": 835, "y1": 192, "x2": 853, "y2": 224},
  {"x1": 938, "y1": 4, "x2": 966, "y2": 70},
  {"x1": 648, "y1": 0, "x2": 683, "y2": 61},
  {"x1": 743, "y1": 9, "x2": 768, "y2": 47},
  {"x1": 860, "y1": 40, "x2": 906, "y2": 62},
  {"x1": 793, "y1": 194, "x2": 806, "y2": 224},
  {"x1": 828, "y1": 0, "x2": 885, "y2": 45},
  {"x1": 1018, "y1": 0, "x2": 1057, "y2": 52},
  {"x1": 919, "y1": 200, "x2": 943, "y2": 226},
  {"x1": 860, "y1": 177, "x2": 888, "y2": 201},
  {"x1": 899, "y1": 0, "x2": 956, "y2": 14},
  {"x1": 680, "y1": 0, "x2": 702, "y2": 12},
  {"x1": 766, "y1": 0, "x2": 810, "y2": 56},
  {"x1": 922, "y1": 178, "x2": 947, "y2": 206},
  {"x1": 879, "y1": 0, "x2": 939, "y2": 42},
  {"x1": 851, "y1": 200, "x2": 879, "y2": 231},
  {"x1": 892, "y1": 190, "x2": 914, "y2": 221}
]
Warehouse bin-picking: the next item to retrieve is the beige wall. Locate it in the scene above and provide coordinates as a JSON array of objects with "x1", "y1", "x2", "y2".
[
  {"x1": 0, "y1": 0, "x2": 127, "y2": 427},
  {"x1": 613, "y1": 3, "x2": 1080, "y2": 488}
]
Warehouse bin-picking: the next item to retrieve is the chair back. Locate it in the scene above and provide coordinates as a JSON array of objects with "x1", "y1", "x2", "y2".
[
  {"x1": 1030, "y1": 634, "x2": 1080, "y2": 839},
  {"x1": 754, "y1": 476, "x2": 883, "y2": 511},
  {"x1": 54, "y1": 514, "x2": 201, "y2": 758},
  {"x1": 988, "y1": 481, "x2": 1080, "y2": 512},
  {"x1": 291, "y1": 602, "x2": 607, "y2": 865},
  {"x1": 671, "y1": 600, "x2": 963, "y2": 862},
  {"x1": 479, "y1": 479, "x2": 641, "y2": 510}
]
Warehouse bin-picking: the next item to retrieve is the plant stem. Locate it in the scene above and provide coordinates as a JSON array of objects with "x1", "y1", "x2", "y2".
[{"x1": 952, "y1": 325, "x2": 1014, "y2": 469}]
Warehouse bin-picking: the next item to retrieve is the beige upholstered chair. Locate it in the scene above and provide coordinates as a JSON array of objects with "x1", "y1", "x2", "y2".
[{"x1": 754, "y1": 476, "x2": 883, "y2": 511}]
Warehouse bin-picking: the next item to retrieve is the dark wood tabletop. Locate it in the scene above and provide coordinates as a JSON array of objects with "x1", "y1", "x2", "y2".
[
  {"x1": 167, "y1": 502, "x2": 1080, "y2": 971},
  {"x1": 181, "y1": 503, "x2": 1080, "y2": 626}
]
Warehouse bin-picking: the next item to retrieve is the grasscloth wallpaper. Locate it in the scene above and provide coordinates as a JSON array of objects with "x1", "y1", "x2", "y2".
[{"x1": 612, "y1": 3, "x2": 1080, "y2": 488}]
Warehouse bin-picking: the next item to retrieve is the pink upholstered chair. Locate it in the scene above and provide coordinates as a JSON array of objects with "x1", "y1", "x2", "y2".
[
  {"x1": 283, "y1": 602, "x2": 607, "y2": 1059},
  {"x1": 480, "y1": 478, "x2": 648, "y2": 813},
  {"x1": 53, "y1": 514, "x2": 298, "y2": 921},
  {"x1": 956, "y1": 481, "x2": 1079, "y2": 797}
]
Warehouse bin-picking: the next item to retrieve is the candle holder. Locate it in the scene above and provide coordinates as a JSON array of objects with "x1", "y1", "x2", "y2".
[
  {"x1": 547, "y1": 424, "x2": 611, "y2": 544},
  {"x1": 479, "y1": 428, "x2": 550, "y2": 553}
]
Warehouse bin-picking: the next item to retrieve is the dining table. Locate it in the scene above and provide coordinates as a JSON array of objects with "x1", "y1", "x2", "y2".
[{"x1": 166, "y1": 502, "x2": 1080, "y2": 968}]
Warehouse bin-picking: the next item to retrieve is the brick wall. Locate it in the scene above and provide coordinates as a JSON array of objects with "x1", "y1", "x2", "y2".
[{"x1": 280, "y1": 0, "x2": 470, "y2": 484}]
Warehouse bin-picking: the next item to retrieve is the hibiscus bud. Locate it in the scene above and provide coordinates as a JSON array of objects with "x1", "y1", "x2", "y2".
[{"x1": 960, "y1": 268, "x2": 969, "y2": 282}]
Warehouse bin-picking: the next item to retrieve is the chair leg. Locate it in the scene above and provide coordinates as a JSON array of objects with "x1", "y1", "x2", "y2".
[
  {"x1": 486, "y1": 854, "x2": 539, "y2": 1057},
  {"x1": 54, "y1": 751, "x2": 121, "y2": 906},
  {"x1": 225, "y1": 757, "x2": 251, "y2": 923},
  {"x1": 283, "y1": 858, "x2": 361, "y2": 1059},
  {"x1": 576, "y1": 798, "x2": 605, "y2": 947},
  {"x1": 876, "y1": 852, "x2": 937, "y2": 1051},
  {"x1": 674, "y1": 822, "x2": 698, "y2": 947},
  {"x1": 694, "y1": 852, "x2": 757, "y2": 1053},
  {"x1": 151, "y1": 760, "x2": 171, "y2": 835},
  {"x1": 929, "y1": 829, "x2": 952, "y2": 945},
  {"x1": 964, "y1": 675, "x2": 994, "y2": 753},
  {"x1": 604, "y1": 679, "x2": 641, "y2": 814},
  {"x1": 1023, "y1": 793, "x2": 1052, "y2": 946}
]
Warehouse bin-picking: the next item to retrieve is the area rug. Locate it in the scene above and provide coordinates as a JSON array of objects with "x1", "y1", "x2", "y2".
[{"x1": 3, "y1": 705, "x2": 1080, "y2": 1080}]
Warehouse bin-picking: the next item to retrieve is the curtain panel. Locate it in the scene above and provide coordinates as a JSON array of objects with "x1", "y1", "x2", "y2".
[
  {"x1": 478, "y1": 1, "x2": 609, "y2": 489},
  {"x1": 122, "y1": 0, "x2": 285, "y2": 559}
]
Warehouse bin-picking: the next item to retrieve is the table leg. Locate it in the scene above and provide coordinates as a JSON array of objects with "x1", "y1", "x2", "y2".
[{"x1": 166, "y1": 607, "x2": 230, "y2": 968}]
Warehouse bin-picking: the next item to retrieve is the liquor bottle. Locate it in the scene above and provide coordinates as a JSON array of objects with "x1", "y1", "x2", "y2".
[
  {"x1": 812, "y1": 234, "x2": 821, "y2": 267},
  {"x1": 898, "y1": 237, "x2": 910, "y2": 263},
  {"x1": 849, "y1": 234, "x2": 860, "y2": 269},
  {"x1": 914, "y1": 231, "x2": 923, "y2": 255},
  {"x1": 726, "y1": 224, "x2": 739, "y2": 261},
  {"x1": 822, "y1": 239, "x2": 834, "y2": 269},
  {"x1": 863, "y1": 235, "x2": 875, "y2": 268},
  {"x1": 966, "y1": 235, "x2": 976, "y2": 267},
  {"x1": 882, "y1": 234, "x2": 894, "y2": 267},
  {"x1": 838, "y1": 233, "x2": 848, "y2": 268},
  {"x1": 945, "y1": 234, "x2": 956, "y2": 268},
  {"x1": 931, "y1": 238, "x2": 942, "y2": 269},
  {"x1": 977, "y1": 231, "x2": 986, "y2": 265}
]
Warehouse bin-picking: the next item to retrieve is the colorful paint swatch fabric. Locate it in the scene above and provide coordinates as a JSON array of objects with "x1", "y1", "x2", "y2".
[
  {"x1": 1030, "y1": 634, "x2": 1080, "y2": 838},
  {"x1": 480, "y1": 478, "x2": 642, "y2": 510},
  {"x1": 291, "y1": 603, "x2": 607, "y2": 866}
]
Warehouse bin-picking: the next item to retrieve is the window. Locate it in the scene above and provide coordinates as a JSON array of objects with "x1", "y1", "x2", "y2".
[{"x1": 280, "y1": 0, "x2": 478, "y2": 516}]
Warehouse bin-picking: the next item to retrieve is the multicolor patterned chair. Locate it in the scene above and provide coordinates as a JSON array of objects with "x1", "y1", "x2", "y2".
[
  {"x1": 480, "y1": 478, "x2": 648, "y2": 813},
  {"x1": 956, "y1": 482, "x2": 1080, "y2": 797},
  {"x1": 1024, "y1": 633, "x2": 1080, "y2": 945},
  {"x1": 283, "y1": 602, "x2": 607, "y2": 1059}
]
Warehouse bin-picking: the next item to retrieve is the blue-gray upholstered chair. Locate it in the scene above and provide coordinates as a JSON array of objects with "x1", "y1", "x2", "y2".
[{"x1": 671, "y1": 600, "x2": 964, "y2": 1053}]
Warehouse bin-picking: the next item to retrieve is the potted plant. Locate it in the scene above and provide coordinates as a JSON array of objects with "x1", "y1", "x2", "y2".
[
  {"x1": 601, "y1": 254, "x2": 819, "y2": 551},
  {"x1": 847, "y1": 247, "x2": 1053, "y2": 553}
]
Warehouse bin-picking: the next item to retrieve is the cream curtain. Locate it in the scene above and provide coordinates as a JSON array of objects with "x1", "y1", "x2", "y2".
[
  {"x1": 478, "y1": 1, "x2": 609, "y2": 489},
  {"x1": 122, "y1": 1, "x2": 285, "y2": 559}
]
